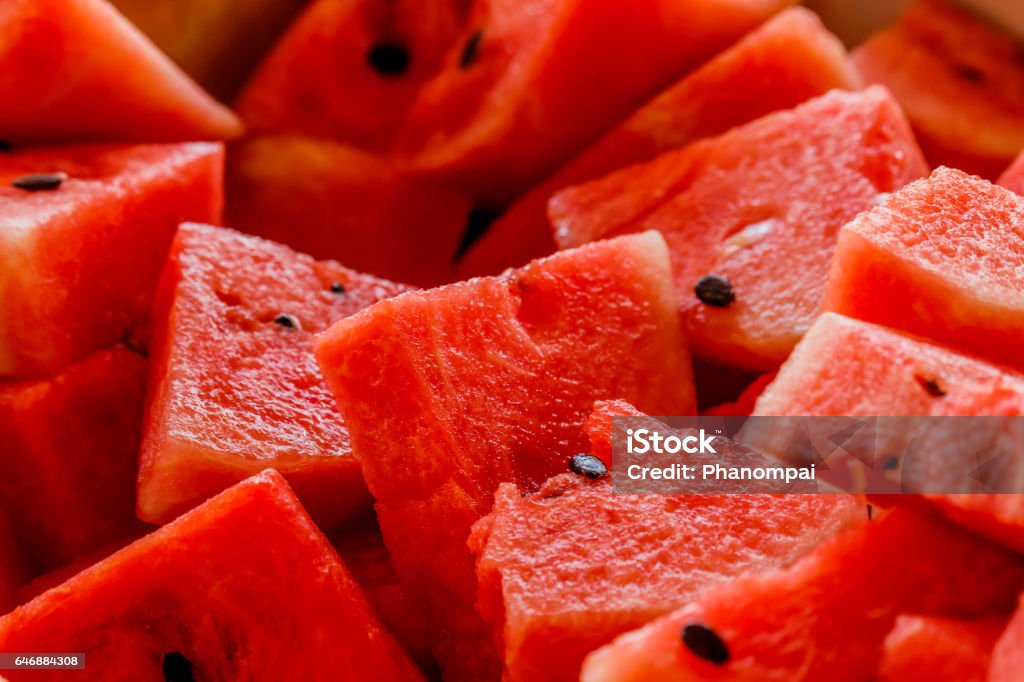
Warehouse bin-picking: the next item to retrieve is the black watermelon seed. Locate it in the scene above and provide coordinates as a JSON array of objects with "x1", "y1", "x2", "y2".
[
  {"x1": 866, "y1": 504, "x2": 873, "y2": 521},
  {"x1": 883, "y1": 455, "x2": 900, "y2": 470},
  {"x1": 914, "y1": 374, "x2": 947, "y2": 398},
  {"x1": 460, "y1": 30, "x2": 483, "y2": 69},
  {"x1": 367, "y1": 42, "x2": 410, "y2": 77},
  {"x1": 568, "y1": 453, "x2": 608, "y2": 479},
  {"x1": 162, "y1": 652, "x2": 195, "y2": 682},
  {"x1": 954, "y1": 63, "x2": 985, "y2": 83},
  {"x1": 694, "y1": 274, "x2": 735, "y2": 308},
  {"x1": 681, "y1": 623, "x2": 730, "y2": 665},
  {"x1": 274, "y1": 313, "x2": 301, "y2": 330},
  {"x1": 330, "y1": 281, "x2": 347, "y2": 294},
  {"x1": 11, "y1": 172, "x2": 67, "y2": 191}
]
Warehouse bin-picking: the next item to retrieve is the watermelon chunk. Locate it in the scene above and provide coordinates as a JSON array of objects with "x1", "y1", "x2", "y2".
[
  {"x1": 581, "y1": 507, "x2": 1024, "y2": 682},
  {"x1": 225, "y1": 135, "x2": 471, "y2": 286},
  {"x1": 0, "y1": 348, "x2": 150, "y2": 572},
  {"x1": 0, "y1": 142, "x2": 224, "y2": 377},
  {"x1": 315, "y1": 232, "x2": 695, "y2": 680},
  {"x1": 0, "y1": 0, "x2": 240, "y2": 145},
  {"x1": 879, "y1": 614, "x2": 1007, "y2": 682},
  {"x1": 0, "y1": 471, "x2": 424, "y2": 681},
  {"x1": 237, "y1": 0, "x2": 465, "y2": 152},
  {"x1": 396, "y1": 0, "x2": 793, "y2": 205},
  {"x1": 470, "y1": 399, "x2": 861, "y2": 682},
  {"x1": 551, "y1": 87, "x2": 927, "y2": 371},
  {"x1": 824, "y1": 168, "x2": 1024, "y2": 373},
  {"x1": 852, "y1": 0, "x2": 1024, "y2": 179},
  {"x1": 139, "y1": 223, "x2": 412, "y2": 526},
  {"x1": 458, "y1": 6, "x2": 860, "y2": 276},
  {"x1": 991, "y1": 595, "x2": 1024, "y2": 682}
]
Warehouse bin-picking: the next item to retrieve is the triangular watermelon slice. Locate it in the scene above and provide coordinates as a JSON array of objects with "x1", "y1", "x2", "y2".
[
  {"x1": 550, "y1": 87, "x2": 927, "y2": 371},
  {"x1": 879, "y1": 614, "x2": 1007, "y2": 682},
  {"x1": 991, "y1": 595, "x2": 1024, "y2": 681},
  {"x1": 0, "y1": 0, "x2": 241, "y2": 145},
  {"x1": 458, "y1": 6, "x2": 860, "y2": 276},
  {"x1": 315, "y1": 232, "x2": 695, "y2": 680},
  {"x1": 469, "y1": 401, "x2": 861, "y2": 682},
  {"x1": 581, "y1": 507, "x2": 1024, "y2": 682},
  {"x1": 0, "y1": 347, "x2": 150, "y2": 573},
  {"x1": 139, "y1": 223, "x2": 412, "y2": 527},
  {"x1": 0, "y1": 470, "x2": 424, "y2": 681},
  {"x1": 0, "y1": 142, "x2": 224, "y2": 377}
]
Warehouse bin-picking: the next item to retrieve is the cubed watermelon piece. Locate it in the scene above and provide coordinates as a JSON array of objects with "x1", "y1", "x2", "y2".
[
  {"x1": 396, "y1": 0, "x2": 793, "y2": 205},
  {"x1": 581, "y1": 507, "x2": 1024, "y2": 682},
  {"x1": 0, "y1": 0, "x2": 240, "y2": 144},
  {"x1": 469, "y1": 398, "x2": 860, "y2": 682},
  {"x1": 225, "y1": 135, "x2": 471, "y2": 286},
  {"x1": 458, "y1": 7, "x2": 860, "y2": 276},
  {"x1": 0, "y1": 348, "x2": 150, "y2": 572},
  {"x1": 879, "y1": 614, "x2": 1007, "y2": 682},
  {"x1": 0, "y1": 142, "x2": 224, "y2": 377},
  {"x1": 315, "y1": 232, "x2": 695, "y2": 680},
  {"x1": 991, "y1": 595, "x2": 1024, "y2": 682},
  {"x1": 551, "y1": 87, "x2": 927, "y2": 371},
  {"x1": 0, "y1": 471, "x2": 424, "y2": 681},
  {"x1": 999, "y1": 149, "x2": 1024, "y2": 195},
  {"x1": 853, "y1": 0, "x2": 1024, "y2": 179},
  {"x1": 237, "y1": 0, "x2": 465, "y2": 152},
  {"x1": 824, "y1": 168, "x2": 1024, "y2": 373},
  {"x1": 139, "y1": 223, "x2": 412, "y2": 526}
]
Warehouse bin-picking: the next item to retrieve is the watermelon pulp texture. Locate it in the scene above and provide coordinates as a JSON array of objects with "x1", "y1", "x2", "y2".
[
  {"x1": 225, "y1": 135, "x2": 471, "y2": 287},
  {"x1": 853, "y1": 0, "x2": 1024, "y2": 179},
  {"x1": 0, "y1": 471, "x2": 423, "y2": 682},
  {"x1": 469, "y1": 399, "x2": 860, "y2": 682},
  {"x1": 991, "y1": 595, "x2": 1024, "y2": 682},
  {"x1": 581, "y1": 507, "x2": 1024, "y2": 682},
  {"x1": 879, "y1": 614, "x2": 1007, "y2": 682},
  {"x1": 824, "y1": 168, "x2": 1024, "y2": 374},
  {"x1": 139, "y1": 223, "x2": 412, "y2": 527},
  {"x1": 395, "y1": 0, "x2": 794, "y2": 206},
  {"x1": 550, "y1": 87, "x2": 927, "y2": 371},
  {"x1": 0, "y1": 348, "x2": 150, "y2": 573},
  {"x1": 0, "y1": 0, "x2": 240, "y2": 144},
  {"x1": 315, "y1": 232, "x2": 695, "y2": 680},
  {"x1": 0, "y1": 142, "x2": 224, "y2": 377},
  {"x1": 458, "y1": 6, "x2": 860, "y2": 276},
  {"x1": 237, "y1": 0, "x2": 466, "y2": 153}
]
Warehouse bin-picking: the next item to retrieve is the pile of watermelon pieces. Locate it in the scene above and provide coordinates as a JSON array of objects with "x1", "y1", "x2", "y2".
[{"x1": 3, "y1": 0, "x2": 1024, "y2": 679}]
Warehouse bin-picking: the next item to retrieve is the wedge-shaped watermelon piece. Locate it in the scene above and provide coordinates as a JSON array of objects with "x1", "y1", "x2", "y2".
[
  {"x1": 0, "y1": 347, "x2": 150, "y2": 573},
  {"x1": 853, "y1": 0, "x2": 1024, "y2": 179},
  {"x1": 551, "y1": 87, "x2": 927, "y2": 371},
  {"x1": 226, "y1": 135, "x2": 470, "y2": 286},
  {"x1": 0, "y1": 471, "x2": 423, "y2": 681},
  {"x1": 581, "y1": 507, "x2": 1024, "y2": 682},
  {"x1": 0, "y1": 142, "x2": 224, "y2": 377},
  {"x1": 469, "y1": 399, "x2": 861, "y2": 682},
  {"x1": 458, "y1": 7, "x2": 860, "y2": 276},
  {"x1": 991, "y1": 595, "x2": 1024, "y2": 682},
  {"x1": 237, "y1": 0, "x2": 465, "y2": 152},
  {"x1": 396, "y1": 0, "x2": 793, "y2": 205},
  {"x1": 315, "y1": 232, "x2": 695, "y2": 680},
  {"x1": 139, "y1": 223, "x2": 411, "y2": 526},
  {"x1": 879, "y1": 614, "x2": 1007, "y2": 682},
  {"x1": 825, "y1": 168, "x2": 1024, "y2": 373},
  {"x1": 0, "y1": 0, "x2": 240, "y2": 144},
  {"x1": 1000, "y1": 149, "x2": 1024, "y2": 195}
]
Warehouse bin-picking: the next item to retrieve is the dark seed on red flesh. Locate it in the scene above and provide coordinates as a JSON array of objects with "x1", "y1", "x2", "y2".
[
  {"x1": 274, "y1": 313, "x2": 301, "y2": 330},
  {"x1": 568, "y1": 453, "x2": 608, "y2": 479},
  {"x1": 330, "y1": 281, "x2": 347, "y2": 294},
  {"x1": 914, "y1": 374, "x2": 947, "y2": 398},
  {"x1": 12, "y1": 172, "x2": 67, "y2": 191},
  {"x1": 695, "y1": 275, "x2": 735, "y2": 308},
  {"x1": 367, "y1": 43, "x2": 410, "y2": 77},
  {"x1": 681, "y1": 623, "x2": 730, "y2": 665},
  {"x1": 460, "y1": 30, "x2": 483, "y2": 69}
]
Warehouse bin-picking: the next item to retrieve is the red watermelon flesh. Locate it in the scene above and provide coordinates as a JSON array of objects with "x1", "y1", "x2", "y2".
[
  {"x1": 550, "y1": 87, "x2": 927, "y2": 371},
  {"x1": 580, "y1": 507, "x2": 1024, "y2": 682},
  {"x1": 999, "y1": 150, "x2": 1024, "y2": 195},
  {"x1": 879, "y1": 614, "x2": 1007, "y2": 682},
  {"x1": 139, "y1": 223, "x2": 412, "y2": 527},
  {"x1": 824, "y1": 168, "x2": 1024, "y2": 374},
  {"x1": 225, "y1": 135, "x2": 471, "y2": 287},
  {"x1": 469, "y1": 466, "x2": 861, "y2": 682},
  {"x1": 457, "y1": 6, "x2": 860, "y2": 277},
  {"x1": 237, "y1": 0, "x2": 466, "y2": 153},
  {"x1": 852, "y1": 0, "x2": 1024, "y2": 180},
  {"x1": 395, "y1": 0, "x2": 794, "y2": 206},
  {"x1": 0, "y1": 0, "x2": 241, "y2": 145},
  {"x1": 315, "y1": 232, "x2": 695, "y2": 680},
  {"x1": 0, "y1": 347, "x2": 151, "y2": 573},
  {"x1": 0, "y1": 142, "x2": 224, "y2": 378},
  {"x1": 0, "y1": 513, "x2": 30, "y2": 614},
  {"x1": 991, "y1": 595, "x2": 1024, "y2": 682},
  {"x1": 0, "y1": 470, "x2": 424, "y2": 682}
]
